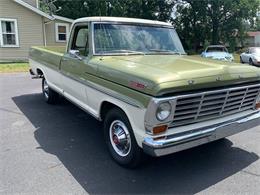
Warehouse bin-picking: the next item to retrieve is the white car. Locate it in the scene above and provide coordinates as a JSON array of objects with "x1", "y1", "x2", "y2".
[
  {"x1": 201, "y1": 45, "x2": 234, "y2": 62},
  {"x1": 240, "y1": 47, "x2": 260, "y2": 66}
]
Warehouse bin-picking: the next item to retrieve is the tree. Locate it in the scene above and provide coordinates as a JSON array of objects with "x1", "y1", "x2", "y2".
[
  {"x1": 173, "y1": 0, "x2": 260, "y2": 52},
  {"x1": 39, "y1": 0, "x2": 259, "y2": 52},
  {"x1": 39, "y1": 0, "x2": 61, "y2": 14},
  {"x1": 172, "y1": 0, "x2": 210, "y2": 52},
  {"x1": 43, "y1": 0, "x2": 175, "y2": 21}
]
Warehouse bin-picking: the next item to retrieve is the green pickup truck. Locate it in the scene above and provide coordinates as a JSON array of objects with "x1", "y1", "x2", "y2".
[{"x1": 29, "y1": 17, "x2": 260, "y2": 167}]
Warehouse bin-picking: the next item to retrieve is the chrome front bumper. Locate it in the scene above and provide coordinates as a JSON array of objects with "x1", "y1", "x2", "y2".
[{"x1": 142, "y1": 111, "x2": 260, "y2": 157}]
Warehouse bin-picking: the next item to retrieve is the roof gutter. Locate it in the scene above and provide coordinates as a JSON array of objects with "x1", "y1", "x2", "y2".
[{"x1": 13, "y1": 0, "x2": 54, "y2": 20}]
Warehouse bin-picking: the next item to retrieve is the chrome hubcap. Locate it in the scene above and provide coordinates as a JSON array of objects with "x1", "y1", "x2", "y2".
[
  {"x1": 109, "y1": 120, "x2": 131, "y2": 157},
  {"x1": 43, "y1": 79, "x2": 49, "y2": 99}
]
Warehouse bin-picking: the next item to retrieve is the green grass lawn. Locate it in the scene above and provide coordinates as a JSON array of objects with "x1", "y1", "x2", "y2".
[{"x1": 0, "y1": 63, "x2": 29, "y2": 73}]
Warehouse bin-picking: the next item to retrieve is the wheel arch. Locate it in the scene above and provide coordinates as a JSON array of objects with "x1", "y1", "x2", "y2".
[
  {"x1": 36, "y1": 68, "x2": 44, "y2": 77},
  {"x1": 100, "y1": 101, "x2": 125, "y2": 121}
]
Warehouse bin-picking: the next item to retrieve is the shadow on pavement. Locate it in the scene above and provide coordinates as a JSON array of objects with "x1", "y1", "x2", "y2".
[{"x1": 12, "y1": 93, "x2": 259, "y2": 194}]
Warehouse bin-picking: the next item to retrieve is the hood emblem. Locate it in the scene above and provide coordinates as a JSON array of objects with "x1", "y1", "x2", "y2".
[{"x1": 188, "y1": 80, "x2": 195, "y2": 85}]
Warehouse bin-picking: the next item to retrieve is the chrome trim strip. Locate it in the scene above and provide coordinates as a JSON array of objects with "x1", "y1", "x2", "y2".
[
  {"x1": 60, "y1": 71, "x2": 144, "y2": 108},
  {"x1": 195, "y1": 93, "x2": 204, "y2": 120},
  {"x1": 62, "y1": 92, "x2": 100, "y2": 121}
]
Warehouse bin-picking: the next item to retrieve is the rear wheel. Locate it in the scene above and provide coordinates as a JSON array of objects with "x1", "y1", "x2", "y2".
[
  {"x1": 104, "y1": 107, "x2": 143, "y2": 168},
  {"x1": 42, "y1": 77, "x2": 59, "y2": 104}
]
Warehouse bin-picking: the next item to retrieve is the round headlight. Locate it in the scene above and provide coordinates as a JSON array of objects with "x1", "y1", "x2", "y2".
[{"x1": 156, "y1": 102, "x2": 172, "y2": 121}]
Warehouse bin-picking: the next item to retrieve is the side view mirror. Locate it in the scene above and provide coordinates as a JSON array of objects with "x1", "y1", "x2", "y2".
[{"x1": 69, "y1": 50, "x2": 83, "y2": 60}]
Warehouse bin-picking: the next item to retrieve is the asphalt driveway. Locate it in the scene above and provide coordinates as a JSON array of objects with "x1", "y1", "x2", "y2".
[{"x1": 1, "y1": 73, "x2": 260, "y2": 194}]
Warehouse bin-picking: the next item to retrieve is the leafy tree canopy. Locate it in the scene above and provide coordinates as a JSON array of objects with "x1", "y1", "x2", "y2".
[
  {"x1": 40, "y1": 0, "x2": 175, "y2": 21},
  {"x1": 40, "y1": 0, "x2": 260, "y2": 52},
  {"x1": 173, "y1": 0, "x2": 260, "y2": 52}
]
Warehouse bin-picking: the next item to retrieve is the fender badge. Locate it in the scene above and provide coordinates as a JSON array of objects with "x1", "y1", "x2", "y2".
[
  {"x1": 216, "y1": 76, "x2": 221, "y2": 81},
  {"x1": 129, "y1": 81, "x2": 147, "y2": 89},
  {"x1": 188, "y1": 80, "x2": 195, "y2": 85}
]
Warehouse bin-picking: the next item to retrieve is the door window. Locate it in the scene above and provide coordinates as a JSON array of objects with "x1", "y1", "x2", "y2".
[{"x1": 71, "y1": 25, "x2": 89, "y2": 56}]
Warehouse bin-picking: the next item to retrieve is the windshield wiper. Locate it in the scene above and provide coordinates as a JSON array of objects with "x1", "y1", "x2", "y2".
[{"x1": 148, "y1": 49, "x2": 182, "y2": 55}]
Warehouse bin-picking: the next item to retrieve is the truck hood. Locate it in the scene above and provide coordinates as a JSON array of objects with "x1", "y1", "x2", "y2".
[{"x1": 91, "y1": 55, "x2": 260, "y2": 96}]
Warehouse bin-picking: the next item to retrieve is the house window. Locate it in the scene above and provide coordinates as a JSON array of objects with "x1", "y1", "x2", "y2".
[
  {"x1": 55, "y1": 23, "x2": 69, "y2": 42},
  {"x1": 0, "y1": 18, "x2": 19, "y2": 47}
]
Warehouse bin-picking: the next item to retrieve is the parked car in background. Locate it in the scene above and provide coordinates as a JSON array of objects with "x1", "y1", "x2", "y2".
[
  {"x1": 201, "y1": 45, "x2": 234, "y2": 62},
  {"x1": 240, "y1": 47, "x2": 260, "y2": 66}
]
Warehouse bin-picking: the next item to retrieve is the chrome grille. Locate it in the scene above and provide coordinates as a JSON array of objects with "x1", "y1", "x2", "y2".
[{"x1": 172, "y1": 84, "x2": 260, "y2": 127}]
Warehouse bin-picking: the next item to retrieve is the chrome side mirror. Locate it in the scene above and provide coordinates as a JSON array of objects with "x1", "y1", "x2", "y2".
[{"x1": 69, "y1": 50, "x2": 83, "y2": 60}]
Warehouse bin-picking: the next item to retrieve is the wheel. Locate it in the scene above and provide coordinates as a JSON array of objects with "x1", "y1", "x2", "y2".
[
  {"x1": 249, "y1": 58, "x2": 254, "y2": 65},
  {"x1": 240, "y1": 57, "x2": 244, "y2": 64},
  {"x1": 104, "y1": 107, "x2": 143, "y2": 168},
  {"x1": 42, "y1": 77, "x2": 59, "y2": 104}
]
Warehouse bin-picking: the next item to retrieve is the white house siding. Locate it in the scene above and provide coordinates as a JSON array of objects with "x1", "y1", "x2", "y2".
[
  {"x1": 22, "y1": 0, "x2": 38, "y2": 8},
  {"x1": 255, "y1": 34, "x2": 260, "y2": 46},
  {"x1": 45, "y1": 19, "x2": 72, "y2": 47},
  {"x1": 0, "y1": 0, "x2": 44, "y2": 61}
]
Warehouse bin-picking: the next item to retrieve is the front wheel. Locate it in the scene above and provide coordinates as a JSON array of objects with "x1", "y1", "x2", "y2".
[
  {"x1": 240, "y1": 57, "x2": 244, "y2": 64},
  {"x1": 249, "y1": 58, "x2": 254, "y2": 65},
  {"x1": 104, "y1": 108, "x2": 143, "y2": 168},
  {"x1": 42, "y1": 77, "x2": 59, "y2": 104}
]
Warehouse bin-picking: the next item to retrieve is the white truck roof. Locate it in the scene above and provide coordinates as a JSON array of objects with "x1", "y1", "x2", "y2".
[{"x1": 73, "y1": 17, "x2": 172, "y2": 27}]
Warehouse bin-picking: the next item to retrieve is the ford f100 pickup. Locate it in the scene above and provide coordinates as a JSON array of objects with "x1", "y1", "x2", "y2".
[{"x1": 29, "y1": 17, "x2": 260, "y2": 167}]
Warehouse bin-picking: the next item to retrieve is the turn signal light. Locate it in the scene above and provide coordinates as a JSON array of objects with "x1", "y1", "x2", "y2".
[
  {"x1": 152, "y1": 125, "x2": 168, "y2": 135},
  {"x1": 256, "y1": 102, "x2": 260, "y2": 110}
]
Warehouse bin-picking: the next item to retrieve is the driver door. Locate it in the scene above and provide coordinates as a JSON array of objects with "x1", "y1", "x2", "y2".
[{"x1": 60, "y1": 23, "x2": 95, "y2": 105}]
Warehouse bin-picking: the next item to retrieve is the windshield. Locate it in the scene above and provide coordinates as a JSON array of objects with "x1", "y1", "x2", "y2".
[
  {"x1": 251, "y1": 47, "x2": 260, "y2": 54},
  {"x1": 93, "y1": 23, "x2": 185, "y2": 55},
  {"x1": 206, "y1": 47, "x2": 228, "y2": 53}
]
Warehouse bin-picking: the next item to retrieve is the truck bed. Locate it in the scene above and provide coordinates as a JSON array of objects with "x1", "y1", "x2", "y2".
[
  {"x1": 39, "y1": 46, "x2": 66, "y2": 54},
  {"x1": 29, "y1": 46, "x2": 65, "y2": 72}
]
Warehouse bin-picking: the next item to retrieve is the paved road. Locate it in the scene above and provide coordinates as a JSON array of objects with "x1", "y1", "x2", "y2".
[{"x1": 0, "y1": 73, "x2": 260, "y2": 194}]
